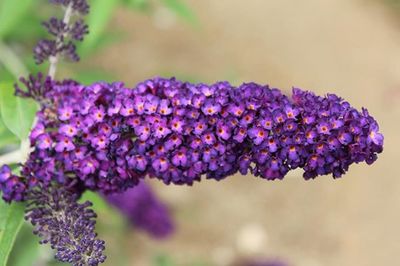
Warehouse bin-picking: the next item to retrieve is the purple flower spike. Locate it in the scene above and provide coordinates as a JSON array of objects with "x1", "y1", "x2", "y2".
[
  {"x1": 25, "y1": 185, "x2": 106, "y2": 265},
  {"x1": 104, "y1": 181, "x2": 174, "y2": 238},
  {"x1": 33, "y1": 1, "x2": 89, "y2": 65},
  {"x1": 1, "y1": 77, "x2": 384, "y2": 202}
]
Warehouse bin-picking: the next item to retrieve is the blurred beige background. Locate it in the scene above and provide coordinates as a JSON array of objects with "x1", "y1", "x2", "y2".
[{"x1": 89, "y1": 0, "x2": 400, "y2": 265}]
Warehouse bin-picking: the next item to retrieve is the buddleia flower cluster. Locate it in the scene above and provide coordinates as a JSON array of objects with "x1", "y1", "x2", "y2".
[
  {"x1": 0, "y1": 0, "x2": 385, "y2": 265},
  {"x1": 105, "y1": 181, "x2": 174, "y2": 238},
  {"x1": 2, "y1": 75, "x2": 384, "y2": 202},
  {"x1": 0, "y1": 75, "x2": 384, "y2": 264}
]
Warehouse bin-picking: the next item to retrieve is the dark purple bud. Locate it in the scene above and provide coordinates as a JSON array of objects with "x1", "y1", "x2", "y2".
[
  {"x1": 70, "y1": 19, "x2": 89, "y2": 41},
  {"x1": 42, "y1": 17, "x2": 68, "y2": 37},
  {"x1": 62, "y1": 41, "x2": 79, "y2": 62}
]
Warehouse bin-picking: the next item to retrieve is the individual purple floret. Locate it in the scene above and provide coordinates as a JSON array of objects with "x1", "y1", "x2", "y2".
[
  {"x1": 25, "y1": 184, "x2": 106, "y2": 266},
  {"x1": 1, "y1": 76, "x2": 384, "y2": 202},
  {"x1": 105, "y1": 181, "x2": 174, "y2": 238}
]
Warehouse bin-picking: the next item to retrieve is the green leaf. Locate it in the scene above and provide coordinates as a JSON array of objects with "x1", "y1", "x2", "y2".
[
  {"x1": 79, "y1": 0, "x2": 119, "y2": 53},
  {"x1": 8, "y1": 224, "x2": 40, "y2": 266},
  {"x1": 0, "y1": 0, "x2": 34, "y2": 38},
  {"x1": 161, "y1": 0, "x2": 198, "y2": 26},
  {"x1": 0, "y1": 131, "x2": 19, "y2": 149},
  {"x1": 2, "y1": 12, "x2": 43, "y2": 42},
  {"x1": 0, "y1": 201, "x2": 25, "y2": 266},
  {"x1": 0, "y1": 82, "x2": 37, "y2": 140}
]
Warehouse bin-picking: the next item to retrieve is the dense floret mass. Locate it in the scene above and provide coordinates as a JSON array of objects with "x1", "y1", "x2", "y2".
[{"x1": 1, "y1": 77, "x2": 384, "y2": 202}]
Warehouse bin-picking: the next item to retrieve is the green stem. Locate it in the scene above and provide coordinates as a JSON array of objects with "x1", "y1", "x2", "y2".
[{"x1": 48, "y1": 2, "x2": 74, "y2": 79}]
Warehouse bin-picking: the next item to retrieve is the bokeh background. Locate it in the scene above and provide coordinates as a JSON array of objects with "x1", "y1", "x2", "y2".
[{"x1": 1, "y1": 0, "x2": 400, "y2": 265}]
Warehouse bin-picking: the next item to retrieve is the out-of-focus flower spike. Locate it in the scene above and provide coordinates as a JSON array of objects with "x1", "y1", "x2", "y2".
[
  {"x1": 33, "y1": 0, "x2": 89, "y2": 70},
  {"x1": 105, "y1": 181, "x2": 175, "y2": 239}
]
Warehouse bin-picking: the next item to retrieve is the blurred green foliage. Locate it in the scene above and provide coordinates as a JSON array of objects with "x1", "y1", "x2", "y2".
[
  {"x1": 8, "y1": 224, "x2": 40, "y2": 266},
  {"x1": 0, "y1": 119, "x2": 18, "y2": 151},
  {"x1": 0, "y1": 0, "x2": 197, "y2": 83},
  {"x1": 0, "y1": 82, "x2": 37, "y2": 140},
  {"x1": 0, "y1": 0, "x2": 34, "y2": 38},
  {"x1": 0, "y1": 200, "x2": 25, "y2": 266}
]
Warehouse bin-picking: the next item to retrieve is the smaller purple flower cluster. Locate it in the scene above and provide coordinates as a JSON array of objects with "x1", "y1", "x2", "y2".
[
  {"x1": 105, "y1": 181, "x2": 174, "y2": 238},
  {"x1": 0, "y1": 165, "x2": 27, "y2": 202},
  {"x1": 25, "y1": 184, "x2": 106, "y2": 265},
  {"x1": 34, "y1": 0, "x2": 89, "y2": 64},
  {"x1": 2, "y1": 76, "x2": 383, "y2": 202},
  {"x1": 15, "y1": 72, "x2": 71, "y2": 104}
]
